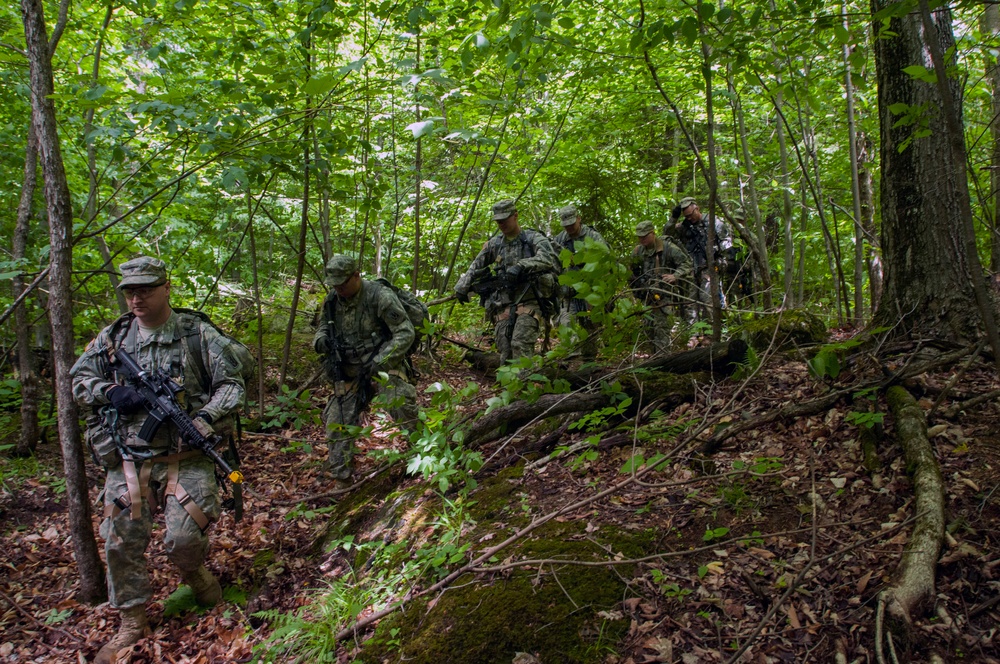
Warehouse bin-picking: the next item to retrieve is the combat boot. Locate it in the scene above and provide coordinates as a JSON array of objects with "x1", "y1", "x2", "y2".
[
  {"x1": 182, "y1": 565, "x2": 222, "y2": 607},
  {"x1": 95, "y1": 605, "x2": 149, "y2": 664}
]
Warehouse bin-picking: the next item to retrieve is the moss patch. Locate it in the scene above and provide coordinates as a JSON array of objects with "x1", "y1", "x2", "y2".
[{"x1": 358, "y1": 539, "x2": 630, "y2": 664}]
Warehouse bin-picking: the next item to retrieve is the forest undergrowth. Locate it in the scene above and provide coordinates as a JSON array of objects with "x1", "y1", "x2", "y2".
[{"x1": 1, "y1": 335, "x2": 999, "y2": 664}]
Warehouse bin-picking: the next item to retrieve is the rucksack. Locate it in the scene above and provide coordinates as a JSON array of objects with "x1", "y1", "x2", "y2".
[
  {"x1": 107, "y1": 308, "x2": 258, "y2": 400},
  {"x1": 518, "y1": 230, "x2": 561, "y2": 319},
  {"x1": 375, "y1": 278, "x2": 429, "y2": 354}
]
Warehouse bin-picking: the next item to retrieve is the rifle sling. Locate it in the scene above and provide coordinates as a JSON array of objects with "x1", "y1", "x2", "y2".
[{"x1": 105, "y1": 450, "x2": 211, "y2": 531}]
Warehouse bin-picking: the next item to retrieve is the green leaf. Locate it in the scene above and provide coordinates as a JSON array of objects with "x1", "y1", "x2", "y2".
[
  {"x1": 339, "y1": 57, "x2": 368, "y2": 74},
  {"x1": 407, "y1": 120, "x2": 435, "y2": 138},
  {"x1": 303, "y1": 74, "x2": 338, "y2": 96},
  {"x1": 833, "y1": 24, "x2": 849, "y2": 45},
  {"x1": 620, "y1": 453, "x2": 645, "y2": 474},
  {"x1": 83, "y1": 85, "x2": 108, "y2": 101}
]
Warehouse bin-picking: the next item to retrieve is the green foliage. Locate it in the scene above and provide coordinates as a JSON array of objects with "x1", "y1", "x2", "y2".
[
  {"x1": 261, "y1": 385, "x2": 320, "y2": 431},
  {"x1": 569, "y1": 381, "x2": 632, "y2": 433},
  {"x1": 163, "y1": 585, "x2": 211, "y2": 617},
  {"x1": 285, "y1": 503, "x2": 337, "y2": 521},
  {"x1": 251, "y1": 581, "x2": 375, "y2": 663},
  {"x1": 807, "y1": 338, "x2": 863, "y2": 380},
  {"x1": 405, "y1": 380, "x2": 483, "y2": 493},
  {"x1": 619, "y1": 451, "x2": 670, "y2": 475},
  {"x1": 649, "y1": 569, "x2": 693, "y2": 600},
  {"x1": 43, "y1": 608, "x2": 73, "y2": 625},
  {"x1": 702, "y1": 526, "x2": 730, "y2": 542},
  {"x1": 731, "y1": 345, "x2": 760, "y2": 381}
]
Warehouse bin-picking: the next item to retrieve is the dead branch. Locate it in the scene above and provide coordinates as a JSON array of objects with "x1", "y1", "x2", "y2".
[{"x1": 702, "y1": 343, "x2": 976, "y2": 455}]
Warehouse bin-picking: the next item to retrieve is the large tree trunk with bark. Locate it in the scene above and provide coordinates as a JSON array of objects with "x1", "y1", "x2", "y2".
[
  {"x1": 21, "y1": 0, "x2": 106, "y2": 604},
  {"x1": 870, "y1": 1, "x2": 988, "y2": 340}
]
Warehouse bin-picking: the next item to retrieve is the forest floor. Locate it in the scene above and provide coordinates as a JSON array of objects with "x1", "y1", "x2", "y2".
[{"x1": 2, "y1": 334, "x2": 1000, "y2": 664}]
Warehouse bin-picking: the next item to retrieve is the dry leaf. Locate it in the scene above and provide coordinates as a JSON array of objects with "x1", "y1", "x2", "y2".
[
  {"x1": 856, "y1": 570, "x2": 873, "y2": 594},
  {"x1": 787, "y1": 603, "x2": 801, "y2": 629}
]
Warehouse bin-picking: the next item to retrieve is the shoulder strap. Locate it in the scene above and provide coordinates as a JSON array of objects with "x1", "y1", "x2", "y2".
[
  {"x1": 519, "y1": 230, "x2": 537, "y2": 258},
  {"x1": 169, "y1": 308, "x2": 211, "y2": 393},
  {"x1": 107, "y1": 313, "x2": 136, "y2": 351}
]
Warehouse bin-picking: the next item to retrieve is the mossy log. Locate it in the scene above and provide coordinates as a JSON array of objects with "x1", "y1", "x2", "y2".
[
  {"x1": 463, "y1": 349, "x2": 502, "y2": 372},
  {"x1": 464, "y1": 339, "x2": 747, "y2": 385},
  {"x1": 635, "y1": 338, "x2": 748, "y2": 374},
  {"x1": 465, "y1": 373, "x2": 701, "y2": 449},
  {"x1": 878, "y1": 385, "x2": 945, "y2": 654},
  {"x1": 734, "y1": 309, "x2": 827, "y2": 351}
]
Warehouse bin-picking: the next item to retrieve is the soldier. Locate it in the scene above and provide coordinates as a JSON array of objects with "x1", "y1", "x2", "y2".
[
  {"x1": 675, "y1": 197, "x2": 732, "y2": 323},
  {"x1": 314, "y1": 254, "x2": 418, "y2": 481},
  {"x1": 553, "y1": 204, "x2": 608, "y2": 359},
  {"x1": 454, "y1": 199, "x2": 560, "y2": 364},
  {"x1": 631, "y1": 221, "x2": 693, "y2": 354},
  {"x1": 71, "y1": 257, "x2": 248, "y2": 664}
]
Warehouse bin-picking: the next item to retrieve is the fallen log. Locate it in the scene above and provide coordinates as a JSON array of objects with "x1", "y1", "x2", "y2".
[
  {"x1": 464, "y1": 339, "x2": 748, "y2": 385},
  {"x1": 465, "y1": 372, "x2": 701, "y2": 449},
  {"x1": 635, "y1": 338, "x2": 748, "y2": 374},
  {"x1": 875, "y1": 386, "x2": 945, "y2": 660}
]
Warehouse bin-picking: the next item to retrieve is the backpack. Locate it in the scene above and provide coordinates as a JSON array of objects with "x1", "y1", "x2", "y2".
[
  {"x1": 108, "y1": 308, "x2": 258, "y2": 400},
  {"x1": 375, "y1": 278, "x2": 429, "y2": 354},
  {"x1": 518, "y1": 230, "x2": 561, "y2": 319}
]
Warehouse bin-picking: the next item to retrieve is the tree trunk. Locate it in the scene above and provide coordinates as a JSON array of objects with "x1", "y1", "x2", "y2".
[
  {"x1": 21, "y1": 0, "x2": 106, "y2": 604},
  {"x1": 858, "y1": 133, "x2": 882, "y2": 313},
  {"x1": 247, "y1": 190, "x2": 266, "y2": 420},
  {"x1": 412, "y1": 32, "x2": 422, "y2": 292},
  {"x1": 13, "y1": 127, "x2": 40, "y2": 457},
  {"x1": 83, "y1": 2, "x2": 125, "y2": 313},
  {"x1": 700, "y1": 15, "x2": 722, "y2": 341},
  {"x1": 984, "y1": 2, "x2": 1000, "y2": 272},
  {"x1": 728, "y1": 68, "x2": 772, "y2": 309},
  {"x1": 843, "y1": 6, "x2": 865, "y2": 325},
  {"x1": 870, "y1": 0, "x2": 990, "y2": 341},
  {"x1": 280, "y1": 124, "x2": 311, "y2": 389}
]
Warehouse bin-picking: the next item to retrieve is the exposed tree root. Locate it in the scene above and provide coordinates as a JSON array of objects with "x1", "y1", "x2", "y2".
[{"x1": 875, "y1": 386, "x2": 945, "y2": 660}]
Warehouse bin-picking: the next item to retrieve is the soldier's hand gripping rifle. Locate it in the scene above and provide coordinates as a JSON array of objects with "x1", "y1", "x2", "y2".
[
  {"x1": 320, "y1": 334, "x2": 376, "y2": 417},
  {"x1": 110, "y1": 347, "x2": 244, "y2": 488},
  {"x1": 467, "y1": 266, "x2": 522, "y2": 304}
]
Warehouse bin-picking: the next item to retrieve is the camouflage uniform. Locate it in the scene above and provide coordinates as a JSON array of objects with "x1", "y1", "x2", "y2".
[
  {"x1": 314, "y1": 255, "x2": 417, "y2": 480},
  {"x1": 454, "y1": 200, "x2": 560, "y2": 364},
  {"x1": 553, "y1": 204, "x2": 608, "y2": 359},
  {"x1": 71, "y1": 259, "x2": 246, "y2": 611},
  {"x1": 631, "y1": 221, "x2": 693, "y2": 354},
  {"x1": 675, "y1": 197, "x2": 732, "y2": 323}
]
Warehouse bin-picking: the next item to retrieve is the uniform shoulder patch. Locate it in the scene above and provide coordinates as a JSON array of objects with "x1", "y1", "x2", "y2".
[{"x1": 385, "y1": 306, "x2": 405, "y2": 326}]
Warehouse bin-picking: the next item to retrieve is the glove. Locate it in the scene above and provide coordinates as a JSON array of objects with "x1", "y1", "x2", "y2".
[
  {"x1": 107, "y1": 385, "x2": 144, "y2": 415},
  {"x1": 192, "y1": 413, "x2": 215, "y2": 438},
  {"x1": 505, "y1": 264, "x2": 524, "y2": 282},
  {"x1": 455, "y1": 288, "x2": 470, "y2": 304},
  {"x1": 315, "y1": 334, "x2": 332, "y2": 355},
  {"x1": 671, "y1": 205, "x2": 683, "y2": 221}
]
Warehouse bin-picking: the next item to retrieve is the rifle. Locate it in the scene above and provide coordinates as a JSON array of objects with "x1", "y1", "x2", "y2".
[
  {"x1": 110, "y1": 347, "x2": 245, "y2": 490},
  {"x1": 467, "y1": 266, "x2": 521, "y2": 302},
  {"x1": 319, "y1": 333, "x2": 376, "y2": 415}
]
